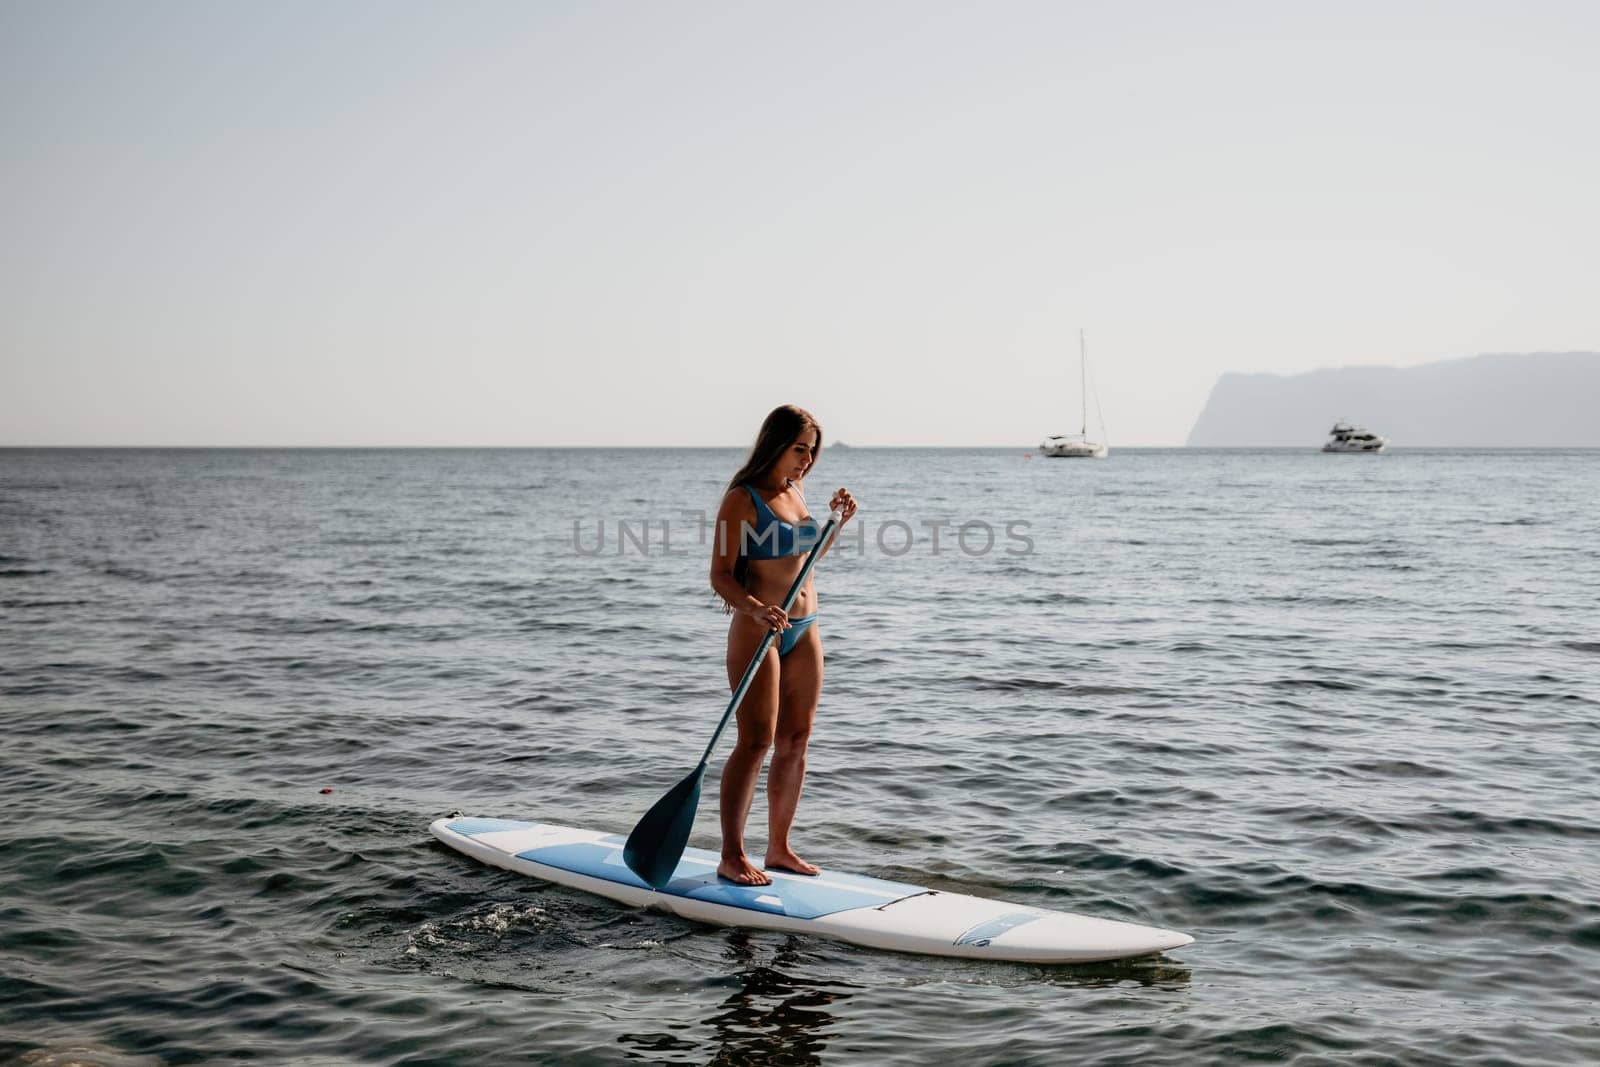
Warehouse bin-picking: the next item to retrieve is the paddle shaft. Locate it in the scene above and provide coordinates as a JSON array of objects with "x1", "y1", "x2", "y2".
[{"x1": 696, "y1": 509, "x2": 841, "y2": 767}]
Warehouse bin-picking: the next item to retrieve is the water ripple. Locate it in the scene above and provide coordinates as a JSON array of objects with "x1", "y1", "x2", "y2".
[{"x1": 2, "y1": 447, "x2": 1599, "y2": 1065}]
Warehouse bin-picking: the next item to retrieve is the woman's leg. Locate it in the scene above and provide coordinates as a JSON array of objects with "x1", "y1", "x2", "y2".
[
  {"x1": 719, "y1": 621, "x2": 780, "y2": 886},
  {"x1": 766, "y1": 625, "x2": 823, "y2": 875}
]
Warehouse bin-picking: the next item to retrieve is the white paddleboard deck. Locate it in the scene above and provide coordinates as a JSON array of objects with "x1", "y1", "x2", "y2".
[{"x1": 430, "y1": 817, "x2": 1193, "y2": 964}]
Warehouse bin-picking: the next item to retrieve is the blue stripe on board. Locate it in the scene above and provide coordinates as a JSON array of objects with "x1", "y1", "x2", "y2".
[
  {"x1": 524, "y1": 840, "x2": 654, "y2": 891},
  {"x1": 953, "y1": 910, "x2": 1048, "y2": 947},
  {"x1": 518, "y1": 838, "x2": 925, "y2": 920},
  {"x1": 447, "y1": 818, "x2": 535, "y2": 837}
]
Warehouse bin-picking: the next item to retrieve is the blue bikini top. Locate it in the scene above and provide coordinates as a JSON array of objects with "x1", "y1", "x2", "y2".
[{"x1": 741, "y1": 483, "x2": 821, "y2": 560}]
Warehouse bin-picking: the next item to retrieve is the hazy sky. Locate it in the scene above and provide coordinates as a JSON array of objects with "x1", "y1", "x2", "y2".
[{"x1": 3, "y1": 1, "x2": 1597, "y2": 446}]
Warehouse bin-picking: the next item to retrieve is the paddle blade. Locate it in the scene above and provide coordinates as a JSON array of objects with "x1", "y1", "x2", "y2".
[{"x1": 623, "y1": 765, "x2": 704, "y2": 889}]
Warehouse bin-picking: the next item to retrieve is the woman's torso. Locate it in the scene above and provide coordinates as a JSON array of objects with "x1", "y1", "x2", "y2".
[{"x1": 737, "y1": 481, "x2": 820, "y2": 621}]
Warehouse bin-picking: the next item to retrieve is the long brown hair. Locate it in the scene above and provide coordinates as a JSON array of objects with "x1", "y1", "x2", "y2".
[
  {"x1": 722, "y1": 405, "x2": 823, "y2": 609},
  {"x1": 727, "y1": 405, "x2": 823, "y2": 491}
]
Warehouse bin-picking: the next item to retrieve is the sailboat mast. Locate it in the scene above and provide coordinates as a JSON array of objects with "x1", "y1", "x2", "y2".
[{"x1": 1079, "y1": 329, "x2": 1087, "y2": 437}]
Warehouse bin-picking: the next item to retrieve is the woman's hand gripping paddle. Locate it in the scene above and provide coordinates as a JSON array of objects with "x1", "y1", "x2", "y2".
[{"x1": 623, "y1": 508, "x2": 842, "y2": 889}]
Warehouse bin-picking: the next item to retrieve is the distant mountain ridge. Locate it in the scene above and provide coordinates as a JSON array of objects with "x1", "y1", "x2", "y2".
[{"x1": 1186, "y1": 351, "x2": 1600, "y2": 447}]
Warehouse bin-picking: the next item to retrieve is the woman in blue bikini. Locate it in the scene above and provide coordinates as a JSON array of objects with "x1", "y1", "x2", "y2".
[{"x1": 709, "y1": 405, "x2": 858, "y2": 886}]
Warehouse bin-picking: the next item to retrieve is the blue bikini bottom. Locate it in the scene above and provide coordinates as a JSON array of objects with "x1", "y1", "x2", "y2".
[{"x1": 777, "y1": 613, "x2": 818, "y2": 657}]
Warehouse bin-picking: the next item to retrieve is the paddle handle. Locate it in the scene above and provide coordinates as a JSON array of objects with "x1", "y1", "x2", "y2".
[{"x1": 697, "y1": 508, "x2": 843, "y2": 766}]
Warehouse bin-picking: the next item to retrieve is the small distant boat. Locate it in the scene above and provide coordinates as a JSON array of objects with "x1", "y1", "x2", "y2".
[
  {"x1": 1040, "y1": 330, "x2": 1109, "y2": 459},
  {"x1": 1040, "y1": 434, "x2": 1107, "y2": 459},
  {"x1": 1321, "y1": 420, "x2": 1388, "y2": 453}
]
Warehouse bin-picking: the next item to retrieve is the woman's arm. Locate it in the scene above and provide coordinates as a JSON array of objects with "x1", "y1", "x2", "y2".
[
  {"x1": 710, "y1": 489, "x2": 788, "y2": 629},
  {"x1": 813, "y1": 484, "x2": 857, "y2": 562}
]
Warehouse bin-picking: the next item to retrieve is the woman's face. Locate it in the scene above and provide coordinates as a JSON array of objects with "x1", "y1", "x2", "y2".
[{"x1": 785, "y1": 428, "x2": 820, "y2": 481}]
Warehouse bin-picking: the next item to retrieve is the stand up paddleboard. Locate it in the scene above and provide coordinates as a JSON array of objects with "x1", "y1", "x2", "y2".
[{"x1": 431, "y1": 817, "x2": 1194, "y2": 964}]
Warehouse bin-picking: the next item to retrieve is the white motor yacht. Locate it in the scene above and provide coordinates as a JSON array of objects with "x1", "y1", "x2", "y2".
[{"x1": 1322, "y1": 421, "x2": 1388, "y2": 453}]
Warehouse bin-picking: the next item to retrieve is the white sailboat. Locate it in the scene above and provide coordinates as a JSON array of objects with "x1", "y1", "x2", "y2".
[{"x1": 1040, "y1": 330, "x2": 1109, "y2": 459}]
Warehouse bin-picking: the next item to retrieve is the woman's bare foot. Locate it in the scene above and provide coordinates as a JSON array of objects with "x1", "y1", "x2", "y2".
[
  {"x1": 764, "y1": 848, "x2": 820, "y2": 876},
  {"x1": 717, "y1": 855, "x2": 773, "y2": 886}
]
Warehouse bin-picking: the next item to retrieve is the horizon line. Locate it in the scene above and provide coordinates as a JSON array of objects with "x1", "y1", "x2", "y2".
[{"x1": 2, "y1": 444, "x2": 1593, "y2": 451}]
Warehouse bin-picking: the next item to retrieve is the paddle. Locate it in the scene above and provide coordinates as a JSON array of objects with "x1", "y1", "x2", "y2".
[{"x1": 623, "y1": 506, "x2": 843, "y2": 889}]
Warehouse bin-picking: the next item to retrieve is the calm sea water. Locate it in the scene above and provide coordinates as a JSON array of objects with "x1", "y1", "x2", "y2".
[{"x1": 2, "y1": 447, "x2": 1598, "y2": 1066}]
